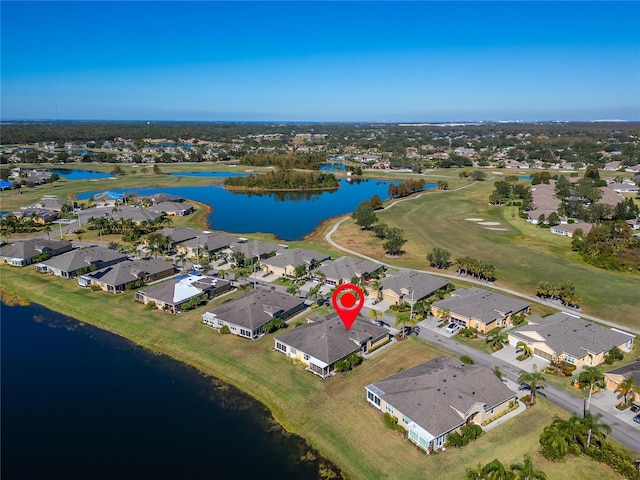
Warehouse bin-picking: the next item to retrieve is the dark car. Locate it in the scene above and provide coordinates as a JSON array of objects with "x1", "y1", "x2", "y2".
[
  {"x1": 411, "y1": 326, "x2": 421, "y2": 336},
  {"x1": 633, "y1": 413, "x2": 640, "y2": 424},
  {"x1": 630, "y1": 403, "x2": 640, "y2": 413}
]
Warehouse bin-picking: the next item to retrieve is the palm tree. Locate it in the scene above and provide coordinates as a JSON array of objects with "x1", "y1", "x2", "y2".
[
  {"x1": 515, "y1": 341, "x2": 533, "y2": 359},
  {"x1": 43, "y1": 224, "x2": 52, "y2": 240},
  {"x1": 578, "y1": 366, "x2": 604, "y2": 410},
  {"x1": 581, "y1": 411, "x2": 611, "y2": 448},
  {"x1": 482, "y1": 459, "x2": 510, "y2": 480},
  {"x1": 518, "y1": 365, "x2": 547, "y2": 404},
  {"x1": 286, "y1": 284, "x2": 300, "y2": 296},
  {"x1": 176, "y1": 252, "x2": 187, "y2": 270},
  {"x1": 395, "y1": 311, "x2": 417, "y2": 338},
  {"x1": 509, "y1": 454, "x2": 547, "y2": 480},
  {"x1": 539, "y1": 423, "x2": 571, "y2": 462},
  {"x1": 294, "y1": 263, "x2": 307, "y2": 280},
  {"x1": 465, "y1": 464, "x2": 485, "y2": 480},
  {"x1": 615, "y1": 377, "x2": 636, "y2": 405},
  {"x1": 486, "y1": 329, "x2": 509, "y2": 350},
  {"x1": 368, "y1": 308, "x2": 384, "y2": 323},
  {"x1": 436, "y1": 307, "x2": 451, "y2": 324}
]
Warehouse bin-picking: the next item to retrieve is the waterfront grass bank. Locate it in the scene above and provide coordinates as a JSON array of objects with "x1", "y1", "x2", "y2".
[{"x1": 0, "y1": 267, "x2": 622, "y2": 480}]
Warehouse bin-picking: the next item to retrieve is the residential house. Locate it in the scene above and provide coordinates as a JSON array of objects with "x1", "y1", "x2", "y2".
[
  {"x1": 604, "y1": 362, "x2": 640, "y2": 404},
  {"x1": 78, "y1": 258, "x2": 175, "y2": 293},
  {"x1": 0, "y1": 239, "x2": 73, "y2": 267},
  {"x1": 225, "y1": 239, "x2": 283, "y2": 263},
  {"x1": 550, "y1": 222, "x2": 592, "y2": 238},
  {"x1": 527, "y1": 181, "x2": 560, "y2": 224},
  {"x1": 92, "y1": 191, "x2": 123, "y2": 207},
  {"x1": 25, "y1": 197, "x2": 68, "y2": 212},
  {"x1": 365, "y1": 356, "x2": 517, "y2": 453},
  {"x1": 274, "y1": 313, "x2": 389, "y2": 378},
  {"x1": 161, "y1": 227, "x2": 201, "y2": 248},
  {"x1": 599, "y1": 186, "x2": 625, "y2": 207},
  {"x1": 261, "y1": 248, "x2": 331, "y2": 278},
  {"x1": 36, "y1": 246, "x2": 128, "y2": 278},
  {"x1": 379, "y1": 270, "x2": 449, "y2": 305},
  {"x1": 431, "y1": 288, "x2": 530, "y2": 334},
  {"x1": 108, "y1": 206, "x2": 165, "y2": 225},
  {"x1": 507, "y1": 312, "x2": 634, "y2": 367},
  {"x1": 148, "y1": 201, "x2": 194, "y2": 216},
  {"x1": 315, "y1": 256, "x2": 384, "y2": 286},
  {"x1": 14, "y1": 207, "x2": 59, "y2": 224},
  {"x1": 177, "y1": 232, "x2": 238, "y2": 258},
  {"x1": 202, "y1": 289, "x2": 306, "y2": 339},
  {"x1": 136, "y1": 274, "x2": 231, "y2": 313}
]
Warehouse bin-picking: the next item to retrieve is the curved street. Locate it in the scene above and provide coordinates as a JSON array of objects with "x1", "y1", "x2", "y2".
[{"x1": 324, "y1": 193, "x2": 640, "y2": 453}]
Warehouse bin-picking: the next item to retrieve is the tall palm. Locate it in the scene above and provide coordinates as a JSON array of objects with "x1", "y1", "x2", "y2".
[
  {"x1": 615, "y1": 377, "x2": 636, "y2": 405},
  {"x1": 509, "y1": 454, "x2": 547, "y2": 480},
  {"x1": 44, "y1": 224, "x2": 52, "y2": 240},
  {"x1": 437, "y1": 307, "x2": 451, "y2": 323},
  {"x1": 578, "y1": 366, "x2": 604, "y2": 410},
  {"x1": 518, "y1": 365, "x2": 546, "y2": 403},
  {"x1": 465, "y1": 464, "x2": 485, "y2": 480},
  {"x1": 580, "y1": 411, "x2": 611, "y2": 448}
]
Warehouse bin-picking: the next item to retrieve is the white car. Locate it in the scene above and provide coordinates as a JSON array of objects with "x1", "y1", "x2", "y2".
[
  {"x1": 445, "y1": 323, "x2": 459, "y2": 334},
  {"x1": 192, "y1": 264, "x2": 204, "y2": 272}
]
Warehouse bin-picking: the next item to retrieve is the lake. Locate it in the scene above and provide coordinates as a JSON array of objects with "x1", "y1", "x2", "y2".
[
  {"x1": 0, "y1": 303, "x2": 336, "y2": 480},
  {"x1": 77, "y1": 178, "x2": 431, "y2": 240},
  {"x1": 170, "y1": 171, "x2": 248, "y2": 178}
]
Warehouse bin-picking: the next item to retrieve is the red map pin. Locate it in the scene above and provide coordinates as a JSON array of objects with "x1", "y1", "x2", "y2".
[{"x1": 332, "y1": 283, "x2": 365, "y2": 330}]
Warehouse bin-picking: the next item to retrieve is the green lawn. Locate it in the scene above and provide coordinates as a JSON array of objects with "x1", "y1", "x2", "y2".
[
  {"x1": 0, "y1": 266, "x2": 626, "y2": 480},
  {"x1": 332, "y1": 180, "x2": 640, "y2": 329}
]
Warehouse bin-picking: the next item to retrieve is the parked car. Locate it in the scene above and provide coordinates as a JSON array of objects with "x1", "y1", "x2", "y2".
[
  {"x1": 411, "y1": 326, "x2": 420, "y2": 336},
  {"x1": 630, "y1": 403, "x2": 640, "y2": 413},
  {"x1": 374, "y1": 320, "x2": 389, "y2": 328},
  {"x1": 633, "y1": 413, "x2": 640, "y2": 424},
  {"x1": 445, "y1": 323, "x2": 459, "y2": 334}
]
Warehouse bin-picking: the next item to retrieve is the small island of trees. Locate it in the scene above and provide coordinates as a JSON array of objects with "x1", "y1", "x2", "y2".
[{"x1": 224, "y1": 169, "x2": 339, "y2": 191}]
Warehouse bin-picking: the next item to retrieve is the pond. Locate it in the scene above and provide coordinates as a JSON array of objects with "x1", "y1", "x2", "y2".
[
  {"x1": 0, "y1": 303, "x2": 335, "y2": 479},
  {"x1": 52, "y1": 169, "x2": 113, "y2": 180},
  {"x1": 77, "y1": 178, "x2": 433, "y2": 240}
]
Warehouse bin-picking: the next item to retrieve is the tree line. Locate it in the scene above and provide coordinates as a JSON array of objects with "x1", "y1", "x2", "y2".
[{"x1": 224, "y1": 170, "x2": 339, "y2": 191}]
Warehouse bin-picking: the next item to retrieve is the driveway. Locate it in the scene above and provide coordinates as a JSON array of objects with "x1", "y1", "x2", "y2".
[{"x1": 491, "y1": 345, "x2": 547, "y2": 373}]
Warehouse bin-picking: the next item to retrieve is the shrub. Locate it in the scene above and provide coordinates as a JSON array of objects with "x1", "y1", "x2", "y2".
[
  {"x1": 144, "y1": 301, "x2": 157, "y2": 310},
  {"x1": 335, "y1": 352, "x2": 362, "y2": 372},
  {"x1": 383, "y1": 413, "x2": 405, "y2": 433},
  {"x1": 90, "y1": 285, "x2": 101, "y2": 292},
  {"x1": 460, "y1": 355, "x2": 475, "y2": 364},
  {"x1": 263, "y1": 317, "x2": 286, "y2": 333},
  {"x1": 584, "y1": 442, "x2": 640, "y2": 480},
  {"x1": 219, "y1": 325, "x2": 230, "y2": 334}
]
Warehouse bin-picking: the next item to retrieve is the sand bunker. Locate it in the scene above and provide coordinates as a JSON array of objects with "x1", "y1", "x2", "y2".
[
  {"x1": 485, "y1": 227, "x2": 508, "y2": 231},
  {"x1": 478, "y1": 221, "x2": 501, "y2": 226},
  {"x1": 464, "y1": 218, "x2": 484, "y2": 222}
]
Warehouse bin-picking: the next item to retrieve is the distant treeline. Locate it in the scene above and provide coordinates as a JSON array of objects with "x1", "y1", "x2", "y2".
[
  {"x1": 224, "y1": 170, "x2": 339, "y2": 191},
  {"x1": 239, "y1": 152, "x2": 326, "y2": 170}
]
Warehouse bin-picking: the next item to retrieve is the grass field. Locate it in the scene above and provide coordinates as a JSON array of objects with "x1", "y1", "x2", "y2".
[
  {"x1": 330, "y1": 180, "x2": 640, "y2": 329},
  {"x1": 0, "y1": 266, "x2": 626, "y2": 480}
]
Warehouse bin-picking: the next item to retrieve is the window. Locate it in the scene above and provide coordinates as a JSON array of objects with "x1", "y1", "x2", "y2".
[
  {"x1": 276, "y1": 341, "x2": 287, "y2": 353},
  {"x1": 367, "y1": 391, "x2": 381, "y2": 407},
  {"x1": 402, "y1": 415, "x2": 410, "y2": 424},
  {"x1": 290, "y1": 347, "x2": 297, "y2": 354},
  {"x1": 304, "y1": 353, "x2": 310, "y2": 361},
  {"x1": 565, "y1": 355, "x2": 575, "y2": 364},
  {"x1": 240, "y1": 328, "x2": 251, "y2": 337},
  {"x1": 386, "y1": 404, "x2": 394, "y2": 414}
]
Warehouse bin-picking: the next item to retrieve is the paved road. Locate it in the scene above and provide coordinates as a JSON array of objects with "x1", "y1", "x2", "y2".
[{"x1": 413, "y1": 327, "x2": 640, "y2": 453}]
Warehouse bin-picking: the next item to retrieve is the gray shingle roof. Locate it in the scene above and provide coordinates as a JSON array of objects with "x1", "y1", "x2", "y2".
[
  {"x1": 82, "y1": 259, "x2": 175, "y2": 287},
  {"x1": 510, "y1": 312, "x2": 634, "y2": 359},
  {"x1": 162, "y1": 227, "x2": 201, "y2": 244},
  {"x1": 262, "y1": 248, "x2": 331, "y2": 269},
  {"x1": 206, "y1": 289, "x2": 306, "y2": 330},
  {"x1": 228, "y1": 240, "x2": 283, "y2": 259},
  {"x1": 275, "y1": 313, "x2": 388, "y2": 365},
  {"x1": 0, "y1": 239, "x2": 72, "y2": 261},
  {"x1": 606, "y1": 361, "x2": 640, "y2": 385},
  {"x1": 39, "y1": 246, "x2": 128, "y2": 273},
  {"x1": 380, "y1": 270, "x2": 450, "y2": 301},
  {"x1": 181, "y1": 232, "x2": 237, "y2": 252},
  {"x1": 139, "y1": 275, "x2": 226, "y2": 305},
  {"x1": 432, "y1": 288, "x2": 529, "y2": 324},
  {"x1": 316, "y1": 256, "x2": 383, "y2": 282},
  {"x1": 368, "y1": 356, "x2": 516, "y2": 437}
]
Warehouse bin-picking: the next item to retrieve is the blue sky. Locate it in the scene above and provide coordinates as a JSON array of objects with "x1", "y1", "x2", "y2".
[{"x1": 1, "y1": 1, "x2": 639, "y2": 122}]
